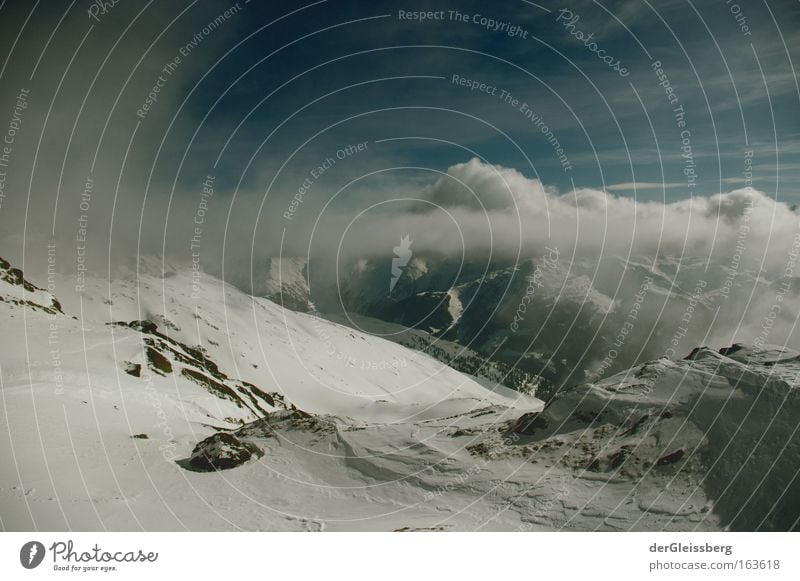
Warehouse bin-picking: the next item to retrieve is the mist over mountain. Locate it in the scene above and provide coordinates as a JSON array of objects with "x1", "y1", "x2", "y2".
[{"x1": 253, "y1": 158, "x2": 800, "y2": 394}]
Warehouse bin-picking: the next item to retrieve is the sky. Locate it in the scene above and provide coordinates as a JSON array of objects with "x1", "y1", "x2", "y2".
[{"x1": 0, "y1": 0, "x2": 798, "y2": 277}]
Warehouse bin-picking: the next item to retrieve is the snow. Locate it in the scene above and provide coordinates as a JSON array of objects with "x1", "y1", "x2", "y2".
[
  {"x1": 1, "y1": 257, "x2": 798, "y2": 531},
  {"x1": 262, "y1": 257, "x2": 309, "y2": 296},
  {"x1": 446, "y1": 288, "x2": 463, "y2": 324}
]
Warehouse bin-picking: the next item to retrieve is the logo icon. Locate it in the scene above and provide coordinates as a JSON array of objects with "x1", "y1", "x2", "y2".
[
  {"x1": 20, "y1": 541, "x2": 45, "y2": 569},
  {"x1": 390, "y1": 234, "x2": 413, "y2": 292}
]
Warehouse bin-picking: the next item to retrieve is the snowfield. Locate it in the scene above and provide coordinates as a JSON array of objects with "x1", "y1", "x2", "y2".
[{"x1": 0, "y1": 257, "x2": 798, "y2": 531}]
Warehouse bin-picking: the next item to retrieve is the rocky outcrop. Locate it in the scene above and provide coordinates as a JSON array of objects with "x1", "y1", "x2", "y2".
[
  {"x1": 0, "y1": 256, "x2": 64, "y2": 315},
  {"x1": 186, "y1": 432, "x2": 264, "y2": 472},
  {"x1": 110, "y1": 319, "x2": 286, "y2": 417}
]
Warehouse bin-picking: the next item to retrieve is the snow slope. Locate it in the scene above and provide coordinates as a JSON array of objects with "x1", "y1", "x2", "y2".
[
  {"x1": 1, "y1": 257, "x2": 797, "y2": 531},
  {"x1": 292, "y1": 251, "x2": 784, "y2": 393},
  {"x1": 0, "y1": 256, "x2": 540, "y2": 530}
]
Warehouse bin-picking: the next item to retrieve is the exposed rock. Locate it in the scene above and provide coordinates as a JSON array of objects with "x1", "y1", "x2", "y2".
[
  {"x1": 185, "y1": 432, "x2": 263, "y2": 472},
  {"x1": 111, "y1": 319, "x2": 284, "y2": 416},
  {"x1": 587, "y1": 446, "x2": 633, "y2": 473},
  {"x1": 685, "y1": 347, "x2": 717, "y2": 360},
  {"x1": 656, "y1": 448, "x2": 685, "y2": 466},
  {"x1": 236, "y1": 408, "x2": 336, "y2": 438},
  {"x1": 145, "y1": 346, "x2": 172, "y2": 375},
  {"x1": 0, "y1": 256, "x2": 64, "y2": 314},
  {"x1": 394, "y1": 525, "x2": 448, "y2": 532},
  {"x1": 123, "y1": 362, "x2": 141, "y2": 377},
  {"x1": 129, "y1": 320, "x2": 159, "y2": 334},
  {"x1": 718, "y1": 344, "x2": 745, "y2": 357},
  {"x1": 181, "y1": 368, "x2": 241, "y2": 403},
  {"x1": 508, "y1": 411, "x2": 548, "y2": 435}
]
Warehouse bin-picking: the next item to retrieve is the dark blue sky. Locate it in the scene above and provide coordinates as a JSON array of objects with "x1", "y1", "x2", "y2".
[
  {"x1": 176, "y1": 0, "x2": 800, "y2": 200},
  {"x1": 0, "y1": 0, "x2": 798, "y2": 266}
]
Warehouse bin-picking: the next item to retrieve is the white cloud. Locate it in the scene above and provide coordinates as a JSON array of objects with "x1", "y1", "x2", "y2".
[
  {"x1": 605, "y1": 182, "x2": 685, "y2": 191},
  {"x1": 399, "y1": 158, "x2": 799, "y2": 273}
]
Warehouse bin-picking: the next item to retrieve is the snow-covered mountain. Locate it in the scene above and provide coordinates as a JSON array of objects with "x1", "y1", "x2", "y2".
[
  {"x1": 266, "y1": 251, "x2": 781, "y2": 398},
  {"x1": 0, "y1": 255, "x2": 539, "y2": 530},
  {"x1": 261, "y1": 257, "x2": 314, "y2": 313},
  {"x1": 1, "y1": 256, "x2": 797, "y2": 531},
  {"x1": 0, "y1": 256, "x2": 63, "y2": 315}
]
